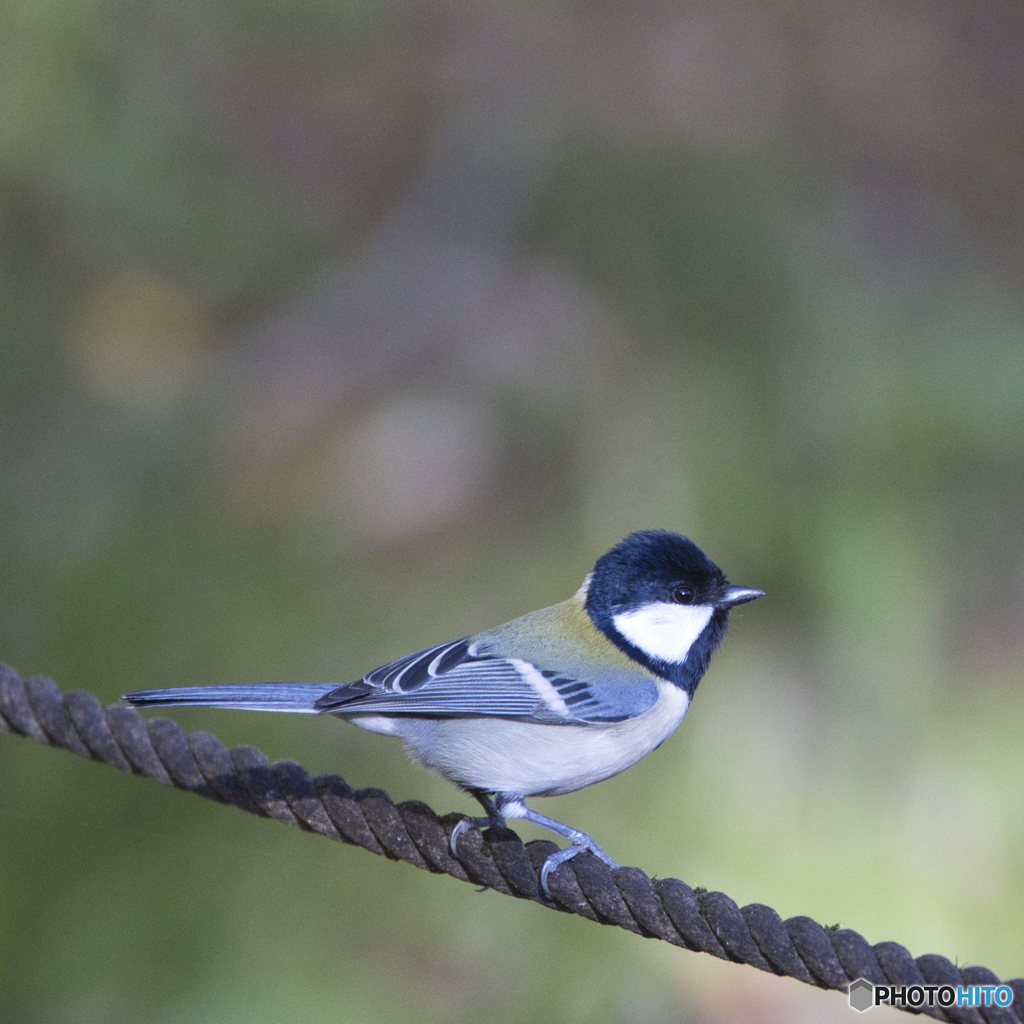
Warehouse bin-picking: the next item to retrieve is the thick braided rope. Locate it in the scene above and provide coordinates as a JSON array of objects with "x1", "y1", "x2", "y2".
[{"x1": 1, "y1": 664, "x2": 1020, "y2": 1022}]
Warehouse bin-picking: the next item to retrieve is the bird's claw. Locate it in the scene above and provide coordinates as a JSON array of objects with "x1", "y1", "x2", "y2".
[
  {"x1": 539, "y1": 839, "x2": 619, "y2": 896},
  {"x1": 449, "y1": 815, "x2": 503, "y2": 857},
  {"x1": 450, "y1": 803, "x2": 619, "y2": 898}
]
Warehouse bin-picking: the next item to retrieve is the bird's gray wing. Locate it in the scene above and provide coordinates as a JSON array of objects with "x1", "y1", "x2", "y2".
[{"x1": 314, "y1": 638, "x2": 659, "y2": 725}]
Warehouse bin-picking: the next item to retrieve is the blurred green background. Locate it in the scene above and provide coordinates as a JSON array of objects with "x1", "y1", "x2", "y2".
[{"x1": 2, "y1": 0, "x2": 1023, "y2": 1021}]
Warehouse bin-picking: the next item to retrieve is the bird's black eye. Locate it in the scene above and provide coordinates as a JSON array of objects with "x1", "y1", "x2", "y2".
[{"x1": 671, "y1": 586, "x2": 695, "y2": 605}]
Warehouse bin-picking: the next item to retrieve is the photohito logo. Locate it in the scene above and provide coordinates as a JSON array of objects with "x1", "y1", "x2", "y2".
[{"x1": 847, "y1": 979, "x2": 1015, "y2": 1012}]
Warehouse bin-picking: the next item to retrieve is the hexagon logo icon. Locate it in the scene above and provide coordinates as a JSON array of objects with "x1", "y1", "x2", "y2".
[{"x1": 849, "y1": 978, "x2": 874, "y2": 1012}]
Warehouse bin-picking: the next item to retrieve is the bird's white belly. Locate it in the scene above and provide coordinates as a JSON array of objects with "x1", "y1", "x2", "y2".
[{"x1": 361, "y1": 682, "x2": 690, "y2": 797}]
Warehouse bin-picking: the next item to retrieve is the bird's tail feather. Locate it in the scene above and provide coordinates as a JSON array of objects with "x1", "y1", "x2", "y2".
[{"x1": 122, "y1": 683, "x2": 338, "y2": 713}]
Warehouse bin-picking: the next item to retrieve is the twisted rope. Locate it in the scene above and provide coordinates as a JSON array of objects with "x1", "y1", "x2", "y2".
[{"x1": 1, "y1": 663, "x2": 1020, "y2": 1021}]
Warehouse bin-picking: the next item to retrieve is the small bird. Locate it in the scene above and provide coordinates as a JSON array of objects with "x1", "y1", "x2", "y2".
[{"x1": 124, "y1": 530, "x2": 762, "y2": 891}]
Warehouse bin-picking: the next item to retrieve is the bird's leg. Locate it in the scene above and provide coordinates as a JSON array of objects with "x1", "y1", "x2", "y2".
[
  {"x1": 496, "y1": 798, "x2": 620, "y2": 895},
  {"x1": 449, "y1": 788, "x2": 508, "y2": 856},
  {"x1": 449, "y1": 793, "x2": 620, "y2": 894}
]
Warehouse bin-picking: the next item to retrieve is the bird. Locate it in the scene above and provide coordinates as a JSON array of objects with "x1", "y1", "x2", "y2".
[{"x1": 123, "y1": 530, "x2": 763, "y2": 892}]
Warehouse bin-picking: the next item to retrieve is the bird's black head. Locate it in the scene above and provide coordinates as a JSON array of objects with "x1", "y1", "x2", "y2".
[{"x1": 585, "y1": 530, "x2": 763, "y2": 694}]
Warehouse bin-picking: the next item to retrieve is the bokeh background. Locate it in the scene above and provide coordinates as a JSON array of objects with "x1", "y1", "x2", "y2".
[{"x1": 2, "y1": 1, "x2": 1023, "y2": 1021}]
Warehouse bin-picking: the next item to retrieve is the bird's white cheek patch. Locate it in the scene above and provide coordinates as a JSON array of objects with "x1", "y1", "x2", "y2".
[{"x1": 612, "y1": 604, "x2": 715, "y2": 663}]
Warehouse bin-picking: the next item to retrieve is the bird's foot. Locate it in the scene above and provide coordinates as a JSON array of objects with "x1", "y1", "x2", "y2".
[
  {"x1": 449, "y1": 813, "x2": 506, "y2": 857},
  {"x1": 450, "y1": 795, "x2": 619, "y2": 897},
  {"x1": 539, "y1": 832, "x2": 619, "y2": 896}
]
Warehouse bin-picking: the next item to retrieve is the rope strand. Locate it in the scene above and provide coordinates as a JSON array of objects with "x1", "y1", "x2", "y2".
[{"x1": 2, "y1": 662, "x2": 1020, "y2": 1021}]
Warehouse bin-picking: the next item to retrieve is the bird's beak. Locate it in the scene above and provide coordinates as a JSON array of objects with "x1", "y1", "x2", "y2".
[{"x1": 719, "y1": 586, "x2": 765, "y2": 608}]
